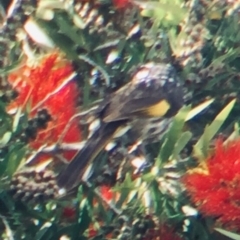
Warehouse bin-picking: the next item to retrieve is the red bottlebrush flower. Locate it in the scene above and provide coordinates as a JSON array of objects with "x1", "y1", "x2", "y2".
[
  {"x1": 8, "y1": 52, "x2": 81, "y2": 161},
  {"x1": 113, "y1": 0, "x2": 131, "y2": 9},
  {"x1": 100, "y1": 185, "x2": 114, "y2": 202},
  {"x1": 183, "y1": 139, "x2": 240, "y2": 230},
  {"x1": 62, "y1": 206, "x2": 76, "y2": 220},
  {"x1": 92, "y1": 185, "x2": 116, "y2": 210}
]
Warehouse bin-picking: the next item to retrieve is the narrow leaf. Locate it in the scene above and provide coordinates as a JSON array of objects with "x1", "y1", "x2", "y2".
[
  {"x1": 0, "y1": 132, "x2": 11, "y2": 147},
  {"x1": 215, "y1": 228, "x2": 240, "y2": 240},
  {"x1": 12, "y1": 108, "x2": 22, "y2": 132},
  {"x1": 6, "y1": 146, "x2": 26, "y2": 176},
  {"x1": 173, "y1": 131, "x2": 192, "y2": 158},
  {"x1": 194, "y1": 99, "x2": 236, "y2": 159},
  {"x1": 35, "y1": 222, "x2": 52, "y2": 240},
  {"x1": 185, "y1": 98, "x2": 214, "y2": 121},
  {"x1": 159, "y1": 106, "x2": 190, "y2": 164}
]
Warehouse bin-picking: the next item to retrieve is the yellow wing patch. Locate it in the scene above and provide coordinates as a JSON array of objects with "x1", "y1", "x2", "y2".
[{"x1": 144, "y1": 99, "x2": 170, "y2": 117}]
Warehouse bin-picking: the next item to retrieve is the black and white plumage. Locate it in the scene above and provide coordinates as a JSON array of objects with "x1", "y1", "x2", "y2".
[{"x1": 57, "y1": 63, "x2": 184, "y2": 191}]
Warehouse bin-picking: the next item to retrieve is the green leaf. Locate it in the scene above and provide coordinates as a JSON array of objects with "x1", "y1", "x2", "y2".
[
  {"x1": 141, "y1": 1, "x2": 186, "y2": 26},
  {"x1": 12, "y1": 108, "x2": 22, "y2": 132},
  {"x1": 150, "y1": 180, "x2": 163, "y2": 215},
  {"x1": 173, "y1": 131, "x2": 192, "y2": 158},
  {"x1": 0, "y1": 132, "x2": 11, "y2": 147},
  {"x1": 158, "y1": 106, "x2": 190, "y2": 164},
  {"x1": 54, "y1": 13, "x2": 89, "y2": 51},
  {"x1": 6, "y1": 145, "x2": 26, "y2": 177},
  {"x1": 215, "y1": 228, "x2": 240, "y2": 240},
  {"x1": 0, "y1": 190, "x2": 15, "y2": 211},
  {"x1": 0, "y1": 43, "x2": 23, "y2": 75},
  {"x1": 194, "y1": 99, "x2": 236, "y2": 159},
  {"x1": 185, "y1": 99, "x2": 215, "y2": 121},
  {"x1": 222, "y1": 123, "x2": 240, "y2": 144},
  {"x1": 35, "y1": 18, "x2": 79, "y2": 61},
  {"x1": 0, "y1": 158, "x2": 8, "y2": 177},
  {"x1": 78, "y1": 201, "x2": 91, "y2": 234},
  {"x1": 115, "y1": 173, "x2": 135, "y2": 208},
  {"x1": 35, "y1": 222, "x2": 53, "y2": 240},
  {"x1": 0, "y1": 58, "x2": 23, "y2": 75}
]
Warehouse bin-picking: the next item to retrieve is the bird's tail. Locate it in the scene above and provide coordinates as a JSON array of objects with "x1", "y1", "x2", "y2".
[{"x1": 57, "y1": 121, "x2": 126, "y2": 191}]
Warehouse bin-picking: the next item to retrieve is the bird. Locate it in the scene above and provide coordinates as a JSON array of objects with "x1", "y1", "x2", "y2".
[{"x1": 57, "y1": 62, "x2": 184, "y2": 191}]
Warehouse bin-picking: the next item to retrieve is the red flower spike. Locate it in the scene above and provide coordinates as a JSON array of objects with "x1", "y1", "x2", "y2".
[
  {"x1": 113, "y1": 0, "x2": 131, "y2": 9},
  {"x1": 62, "y1": 206, "x2": 76, "y2": 220},
  {"x1": 183, "y1": 139, "x2": 240, "y2": 230},
  {"x1": 8, "y1": 52, "x2": 81, "y2": 162},
  {"x1": 100, "y1": 185, "x2": 114, "y2": 202}
]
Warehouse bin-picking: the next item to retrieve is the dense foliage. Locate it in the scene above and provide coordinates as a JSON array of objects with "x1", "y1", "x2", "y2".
[{"x1": 0, "y1": 0, "x2": 240, "y2": 239}]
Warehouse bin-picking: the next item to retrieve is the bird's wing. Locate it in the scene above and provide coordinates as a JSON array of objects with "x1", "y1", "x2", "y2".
[
  {"x1": 103, "y1": 82, "x2": 171, "y2": 122},
  {"x1": 57, "y1": 120, "x2": 127, "y2": 191}
]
